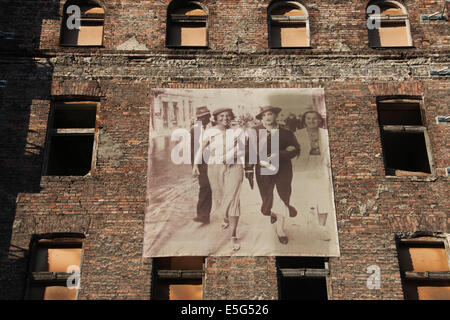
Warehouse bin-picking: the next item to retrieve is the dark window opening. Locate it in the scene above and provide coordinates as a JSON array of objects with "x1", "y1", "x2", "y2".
[
  {"x1": 377, "y1": 98, "x2": 433, "y2": 176},
  {"x1": 47, "y1": 135, "x2": 94, "y2": 176},
  {"x1": 382, "y1": 131, "x2": 431, "y2": 175},
  {"x1": 276, "y1": 257, "x2": 328, "y2": 300},
  {"x1": 53, "y1": 103, "x2": 97, "y2": 128},
  {"x1": 378, "y1": 102, "x2": 422, "y2": 126},
  {"x1": 279, "y1": 277, "x2": 328, "y2": 300},
  {"x1": 45, "y1": 101, "x2": 98, "y2": 176}
]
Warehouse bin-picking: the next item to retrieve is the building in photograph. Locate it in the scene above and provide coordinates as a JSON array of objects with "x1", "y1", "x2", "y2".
[{"x1": 0, "y1": 0, "x2": 449, "y2": 300}]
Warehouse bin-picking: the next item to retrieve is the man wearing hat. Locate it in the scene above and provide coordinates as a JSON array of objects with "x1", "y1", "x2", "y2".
[
  {"x1": 245, "y1": 106, "x2": 300, "y2": 244},
  {"x1": 191, "y1": 106, "x2": 212, "y2": 224}
]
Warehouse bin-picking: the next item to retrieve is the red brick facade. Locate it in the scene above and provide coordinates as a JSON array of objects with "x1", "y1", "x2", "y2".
[{"x1": 0, "y1": 0, "x2": 448, "y2": 299}]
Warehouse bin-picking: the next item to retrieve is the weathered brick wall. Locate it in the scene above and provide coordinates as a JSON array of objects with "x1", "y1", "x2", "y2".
[{"x1": 1, "y1": 0, "x2": 448, "y2": 300}]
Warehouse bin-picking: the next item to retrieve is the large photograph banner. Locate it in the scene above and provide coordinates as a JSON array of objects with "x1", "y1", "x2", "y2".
[{"x1": 143, "y1": 88, "x2": 340, "y2": 257}]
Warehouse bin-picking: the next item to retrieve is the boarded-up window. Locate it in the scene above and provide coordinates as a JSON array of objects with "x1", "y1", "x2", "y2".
[
  {"x1": 377, "y1": 98, "x2": 433, "y2": 176},
  {"x1": 398, "y1": 238, "x2": 450, "y2": 300},
  {"x1": 269, "y1": 3, "x2": 309, "y2": 48},
  {"x1": 167, "y1": 3, "x2": 207, "y2": 47},
  {"x1": 152, "y1": 257, "x2": 205, "y2": 300},
  {"x1": 45, "y1": 101, "x2": 98, "y2": 176},
  {"x1": 26, "y1": 236, "x2": 84, "y2": 300},
  {"x1": 61, "y1": 3, "x2": 105, "y2": 46},
  {"x1": 368, "y1": 2, "x2": 411, "y2": 47}
]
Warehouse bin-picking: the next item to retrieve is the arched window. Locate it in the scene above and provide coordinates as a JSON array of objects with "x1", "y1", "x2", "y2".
[
  {"x1": 367, "y1": 1, "x2": 412, "y2": 48},
  {"x1": 167, "y1": 1, "x2": 208, "y2": 47},
  {"x1": 60, "y1": 0, "x2": 105, "y2": 46},
  {"x1": 268, "y1": 1, "x2": 310, "y2": 48}
]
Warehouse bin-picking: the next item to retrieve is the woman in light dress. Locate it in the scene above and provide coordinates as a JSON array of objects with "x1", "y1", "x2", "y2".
[
  {"x1": 294, "y1": 110, "x2": 332, "y2": 230},
  {"x1": 295, "y1": 110, "x2": 329, "y2": 176},
  {"x1": 193, "y1": 108, "x2": 244, "y2": 251}
]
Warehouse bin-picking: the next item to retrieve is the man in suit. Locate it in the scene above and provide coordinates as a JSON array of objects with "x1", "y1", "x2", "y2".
[
  {"x1": 245, "y1": 106, "x2": 300, "y2": 244},
  {"x1": 191, "y1": 106, "x2": 212, "y2": 224}
]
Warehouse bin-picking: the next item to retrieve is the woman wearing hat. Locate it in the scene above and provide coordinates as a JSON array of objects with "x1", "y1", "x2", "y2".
[{"x1": 193, "y1": 107, "x2": 244, "y2": 251}]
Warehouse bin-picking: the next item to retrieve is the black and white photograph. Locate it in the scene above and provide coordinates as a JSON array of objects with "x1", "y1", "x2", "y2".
[{"x1": 143, "y1": 88, "x2": 340, "y2": 257}]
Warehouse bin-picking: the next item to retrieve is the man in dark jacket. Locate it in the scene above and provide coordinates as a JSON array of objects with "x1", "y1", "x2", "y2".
[
  {"x1": 191, "y1": 106, "x2": 212, "y2": 224},
  {"x1": 246, "y1": 106, "x2": 300, "y2": 244}
]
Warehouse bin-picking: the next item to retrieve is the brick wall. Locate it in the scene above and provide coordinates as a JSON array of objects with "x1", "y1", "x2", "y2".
[{"x1": 0, "y1": 0, "x2": 448, "y2": 300}]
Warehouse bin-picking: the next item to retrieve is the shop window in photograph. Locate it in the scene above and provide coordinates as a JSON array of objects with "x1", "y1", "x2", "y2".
[
  {"x1": 60, "y1": 1, "x2": 105, "y2": 46},
  {"x1": 397, "y1": 236, "x2": 450, "y2": 300},
  {"x1": 44, "y1": 100, "x2": 99, "y2": 176},
  {"x1": 152, "y1": 257, "x2": 205, "y2": 300},
  {"x1": 377, "y1": 97, "x2": 433, "y2": 177},
  {"x1": 367, "y1": 1, "x2": 412, "y2": 48},
  {"x1": 166, "y1": 1, "x2": 208, "y2": 47},
  {"x1": 25, "y1": 234, "x2": 84, "y2": 300},
  {"x1": 268, "y1": 1, "x2": 310, "y2": 48}
]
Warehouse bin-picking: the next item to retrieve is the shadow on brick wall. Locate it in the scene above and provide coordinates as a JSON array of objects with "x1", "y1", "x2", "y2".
[{"x1": 0, "y1": 0, "x2": 60, "y2": 299}]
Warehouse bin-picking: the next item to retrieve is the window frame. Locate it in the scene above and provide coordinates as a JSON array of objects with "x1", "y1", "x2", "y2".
[
  {"x1": 151, "y1": 257, "x2": 206, "y2": 300},
  {"x1": 376, "y1": 96, "x2": 435, "y2": 178},
  {"x1": 166, "y1": 1, "x2": 209, "y2": 49},
  {"x1": 396, "y1": 235, "x2": 450, "y2": 300},
  {"x1": 24, "y1": 234, "x2": 85, "y2": 300},
  {"x1": 59, "y1": 0, "x2": 106, "y2": 48},
  {"x1": 276, "y1": 257, "x2": 331, "y2": 300},
  {"x1": 42, "y1": 98, "x2": 100, "y2": 177},
  {"x1": 268, "y1": 1, "x2": 311, "y2": 49},
  {"x1": 367, "y1": 0, "x2": 413, "y2": 49}
]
